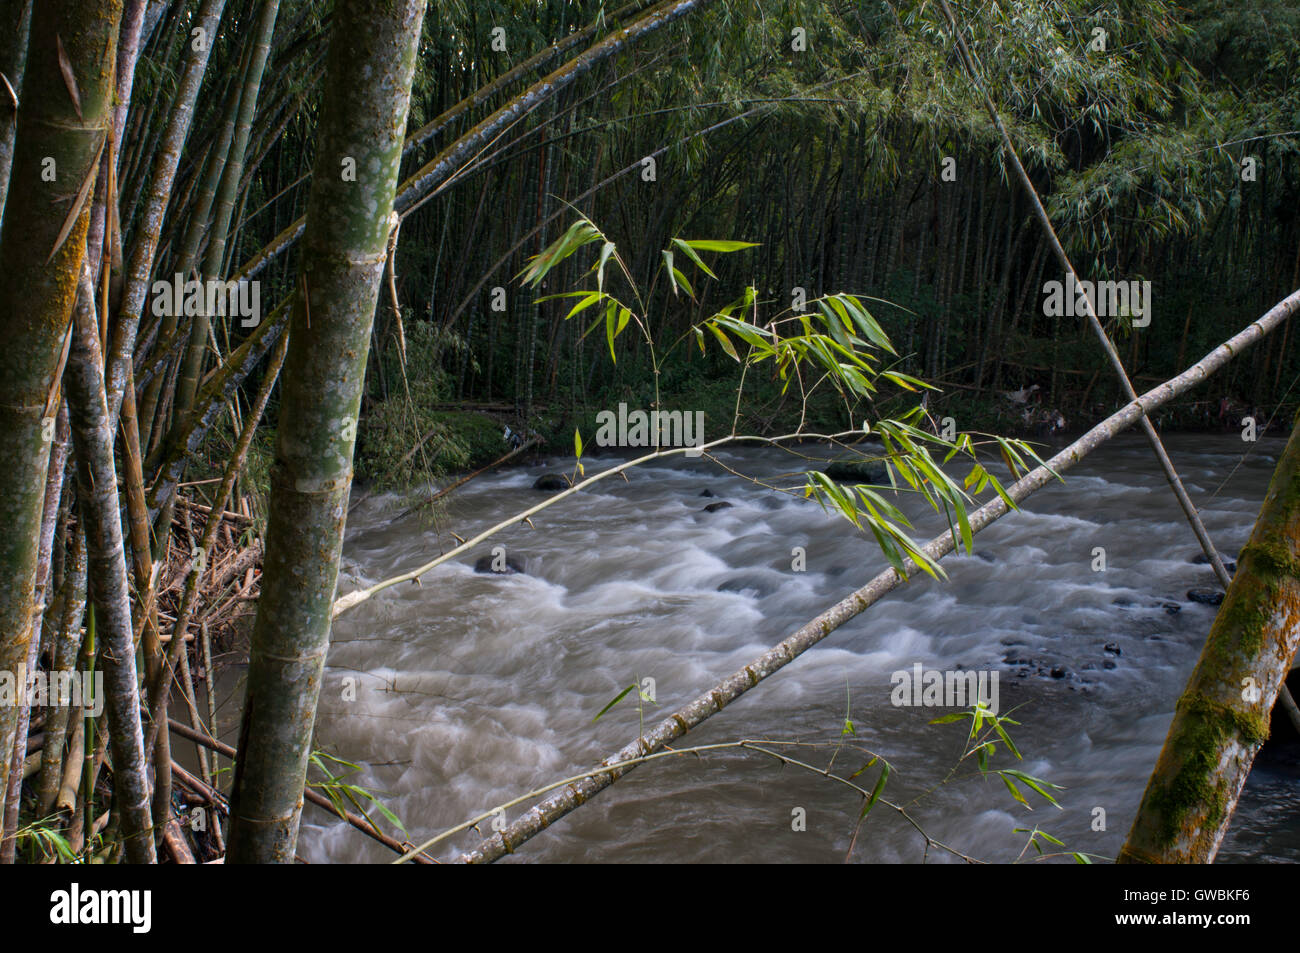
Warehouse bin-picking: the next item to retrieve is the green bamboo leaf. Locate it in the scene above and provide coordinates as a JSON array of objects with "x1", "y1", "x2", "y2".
[
  {"x1": 593, "y1": 684, "x2": 637, "y2": 722},
  {"x1": 596, "y1": 240, "x2": 615, "y2": 292},
  {"x1": 706, "y1": 321, "x2": 739, "y2": 361},
  {"x1": 999, "y1": 772, "x2": 1029, "y2": 807},
  {"x1": 858, "y1": 761, "x2": 890, "y2": 820},
  {"x1": 671, "y1": 238, "x2": 717, "y2": 279},
  {"x1": 678, "y1": 239, "x2": 759, "y2": 252},
  {"x1": 562, "y1": 291, "x2": 605, "y2": 321}
]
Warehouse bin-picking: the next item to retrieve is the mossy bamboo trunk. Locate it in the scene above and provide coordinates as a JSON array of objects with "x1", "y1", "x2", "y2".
[
  {"x1": 1119, "y1": 412, "x2": 1300, "y2": 863},
  {"x1": 225, "y1": 0, "x2": 425, "y2": 864},
  {"x1": 0, "y1": 0, "x2": 122, "y2": 827}
]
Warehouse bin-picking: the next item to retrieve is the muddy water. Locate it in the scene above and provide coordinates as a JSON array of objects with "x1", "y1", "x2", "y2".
[{"x1": 207, "y1": 433, "x2": 1300, "y2": 863}]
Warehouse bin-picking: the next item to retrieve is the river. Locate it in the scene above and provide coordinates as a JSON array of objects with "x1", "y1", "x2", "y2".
[{"x1": 212, "y1": 432, "x2": 1300, "y2": 863}]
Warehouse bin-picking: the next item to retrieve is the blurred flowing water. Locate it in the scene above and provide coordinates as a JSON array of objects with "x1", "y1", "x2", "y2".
[{"x1": 209, "y1": 433, "x2": 1300, "y2": 863}]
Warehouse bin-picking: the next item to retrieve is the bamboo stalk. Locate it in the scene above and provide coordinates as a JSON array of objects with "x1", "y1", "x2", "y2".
[
  {"x1": 64, "y1": 266, "x2": 155, "y2": 863},
  {"x1": 0, "y1": 0, "x2": 122, "y2": 826},
  {"x1": 105, "y1": 0, "x2": 229, "y2": 429},
  {"x1": 225, "y1": 0, "x2": 427, "y2": 865},
  {"x1": 36, "y1": 528, "x2": 87, "y2": 815}
]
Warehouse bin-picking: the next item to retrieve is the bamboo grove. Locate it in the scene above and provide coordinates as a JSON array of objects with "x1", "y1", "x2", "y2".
[{"x1": 0, "y1": 0, "x2": 1296, "y2": 863}]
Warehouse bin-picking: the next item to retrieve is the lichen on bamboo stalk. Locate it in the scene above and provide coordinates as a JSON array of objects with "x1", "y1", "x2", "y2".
[
  {"x1": 225, "y1": 0, "x2": 427, "y2": 865},
  {"x1": 0, "y1": 0, "x2": 122, "y2": 827},
  {"x1": 63, "y1": 267, "x2": 154, "y2": 863}
]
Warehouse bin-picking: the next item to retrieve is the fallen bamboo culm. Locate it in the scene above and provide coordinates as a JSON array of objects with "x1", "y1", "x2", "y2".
[
  {"x1": 445, "y1": 288, "x2": 1300, "y2": 864},
  {"x1": 165, "y1": 718, "x2": 432, "y2": 863}
]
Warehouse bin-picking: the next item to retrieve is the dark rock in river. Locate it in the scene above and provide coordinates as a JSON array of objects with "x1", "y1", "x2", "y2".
[
  {"x1": 474, "y1": 553, "x2": 526, "y2": 574},
  {"x1": 1187, "y1": 587, "x2": 1225, "y2": 606},
  {"x1": 532, "y1": 474, "x2": 568, "y2": 491},
  {"x1": 1104, "y1": 642, "x2": 1121, "y2": 656},
  {"x1": 1103, "y1": 659, "x2": 1118, "y2": 670},
  {"x1": 699, "y1": 488, "x2": 716, "y2": 497},
  {"x1": 1163, "y1": 602, "x2": 1181, "y2": 615},
  {"x1": 823, "y1": 460, "x2": 888, "y2": 483},
  {"x1": 717, "y1": 574, "x2": 776, "y2": 598},
  {"x1": 1050, "y1": 665, "x2": 1069, "y2": 680},
  {"x1": 702, "y1": 501, "x2": 733, "y2": 513},
  {"x1": 1191, "y1": 551, "x2": 1237, "y2": 573}
]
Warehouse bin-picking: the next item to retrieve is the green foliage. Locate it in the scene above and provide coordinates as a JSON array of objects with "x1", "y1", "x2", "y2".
[
  {"x1": 13, "y1": 814, "x2": 80, "y2": 864},
  {"x1": 357, "y1": 321, "x2": 501, "y2": 485},
  {"x1": 527, "y1": 216, "x2": 1048, "y2": 580},
  {"x1": 308, "y1": 750, "x2": 407, "y2": 837}
]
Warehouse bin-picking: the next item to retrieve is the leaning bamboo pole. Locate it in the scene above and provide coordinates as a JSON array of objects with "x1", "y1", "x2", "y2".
[
  {"x1": 933, "y1": 0, "x2": 1300, "y2": 727},
  {"x1": 444, "y1": 288, "x2": 1300, "y2": 864},
  {"x1": 235, "y1": 0, "x2": 720, "y2": 282}
]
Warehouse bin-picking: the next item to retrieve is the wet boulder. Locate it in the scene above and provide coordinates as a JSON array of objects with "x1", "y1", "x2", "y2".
[
  {"x1": 532, "y1": 474, "x2": 568, "y2": 491},
  {"x1": 824, "y1": 460, "x2": 888, "y2": 483},
  {"x1": 702, "y1": 501, "x2": 733, "y2": 513},
  {"x1": 699, "y1": 488, "x2": 716, "y2": 498},
  {"x1": 1187, "y1": 587, "x2": 1224, "y2": 606},
  {"x1": 474, "y1": 553, "x2": 527, "y2": 575},
  {"x1": 717, "y1": 574, "x2": 776, "y2": 598},
  {"x1": 1191, "y1": 551, "x2": 1237, "y2": 573}
]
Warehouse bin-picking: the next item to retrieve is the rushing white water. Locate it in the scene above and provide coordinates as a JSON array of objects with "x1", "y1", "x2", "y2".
[{"x1": 216, "y1": 432, "x2": 1300, "y2": 863}]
